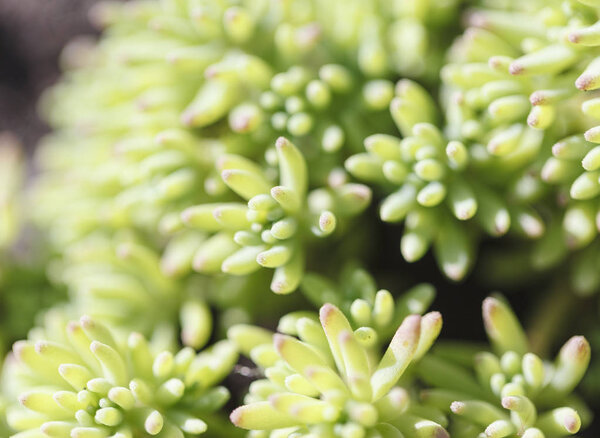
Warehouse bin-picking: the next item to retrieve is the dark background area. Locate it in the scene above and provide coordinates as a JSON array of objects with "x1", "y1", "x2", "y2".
[
  {"x1": 0, "y1": 0, "x2": 101, "y2": 153},
  {"x1": 0, "y1": 0, "x2": 597, "y2": 434}
]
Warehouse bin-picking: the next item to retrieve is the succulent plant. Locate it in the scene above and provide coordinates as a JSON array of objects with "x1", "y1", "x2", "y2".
[
  {"x1": 300, "y1": 264, "x2": 436, "y2": 343},
  {"x1": 419, "y1": 296, "x2": 591, "y2": 438},
  {"x1": 2, "y1": 0, "x2": 600, "y2": 437},
  {"x1": 229, "y1": 302, "x2": 446, "y2": 437},
  {"x1": 440, "y1": 1, "x2": 600, "y2": 293},
  {"x1": 2, "y1": 312, "x2": 237, "y2": 437},
  {"x1": 30, "y1": 0, "x2": 467, "y2": 297},
  {"x1": 345, "y1": 77, "x2": 548, "y2": 280},
  {"x1": 180, "y1": 136, "x2": 370, "y2": 294},
  {"x1": 226, "y1": 62, "x2": 397, "y2": 156},
  {"x1": 48, "y1": 232, "x2": 212, "y2": 350},
  {"x1": 46, "y1": 230, "x2": 292, "y2": 352}
]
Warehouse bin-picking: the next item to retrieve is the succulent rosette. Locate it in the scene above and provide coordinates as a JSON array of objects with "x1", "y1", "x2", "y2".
[
  {"x1": 228, "y1": 303, "x2": 445, "y2": 437},
  {"x1": 1, "y1": 313, "x2": 237, "y2": 437},
  {"x1": 345, "y1": 77, "x2": 552, "y2": 280},
  {"x1": 300, "y1": 265, "x2": 436, "y2": 344},
  {"x1": 440, "y1": 0, "x2": 600, "y2": 293},
  {"x1": 49, "y1": 233, "x2": 212, "y2": 350},
  {"x1": 47, "y1": 231, "x2": 287, "y2": 350},
  {"x1": 419, "y1": 296, "x2": 591, "y2": 438},
  {"x1": 180, "y1": 137, "x2": 371, "y2": 294}
]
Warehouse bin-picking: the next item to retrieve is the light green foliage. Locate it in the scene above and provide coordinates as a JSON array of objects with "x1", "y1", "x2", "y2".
[
  {"x1": 441, "y1": 0, "x2": 600, "y2": 292},
  {"x1": 2, "y1": 313, "x2": 237, "y2": 437},
  {"x1": 419, "y1": 297, "x2": 591, "y2": 438},
  {"x1": 32, "y1": 0, "x2": 460, "y2": 298},
  {"x1": 346, "y1": 78, "x2": 535, "y2": 280},
  {"x1": 0, "y1": 0, "x2": 599, "y2": 437},
  {"x1": 300, "y1": 265, "x2": 435, "y2": 343},
  {"x1": 181, "y1": 137, "x2": 370, "y2": 293},
  {"x1": 229, "y1": 303, "x2": 445, "y2": 437},
  {"x1": 50, "y1": 232, "x2": 212, "y2": 350},
  {"x1": 228, "y1": 63, "x2": 396, "y2": 155}
]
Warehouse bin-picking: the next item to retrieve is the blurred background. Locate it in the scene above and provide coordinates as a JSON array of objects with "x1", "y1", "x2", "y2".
[{"x1": 0, "y1": 0, "x2": 102, "y2": 154}]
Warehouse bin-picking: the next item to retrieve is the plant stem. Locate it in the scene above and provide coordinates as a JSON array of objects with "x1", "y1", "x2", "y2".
[{"x1": 527, "y1": 280, "x2": 578, "y2": 357}]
